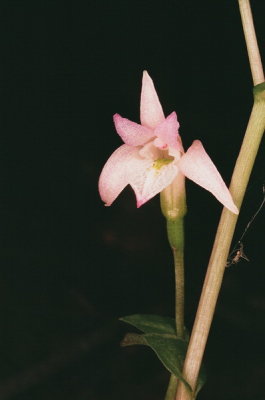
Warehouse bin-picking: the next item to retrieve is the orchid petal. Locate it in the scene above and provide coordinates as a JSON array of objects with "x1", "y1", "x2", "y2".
[
  {"x1": 99, "y1": 144, "x2": 141, "y2": 206},
  {"x1": 140, "y1": 71, "x2": 165, "y2": 129},
  {"x1": 129, "y1": 162, "x2": 179, "y2": 207},
  {"x1": 154, "y1": 112, "x2": 184, "y2": 152},
  {"x1": 179, "y1": 140, "x2": 238, "y2": 214},
  {"x1": 114, "y1": 114, "x2": 154, "y2": 146}
]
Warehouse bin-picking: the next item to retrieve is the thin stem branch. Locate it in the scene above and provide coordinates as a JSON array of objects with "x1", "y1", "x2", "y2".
[
  {"x1": 175, "y1": 87, "x2": 265, "y2": 400},
  {"x1": 238, "y1": 0, "x2": 264, "y2": 85},
  {"x1": 165, "y1": 375, "x2": 178, "y2": 400},
  {"x1": 164, "y1": 218, "x2": 185, "y2": 400},
  {"x1": 167, "y1": 219, "x2": 185, "y2": 338},
  {"x1": 173, "y1": 244, "x2": 185, "y2": 337}
]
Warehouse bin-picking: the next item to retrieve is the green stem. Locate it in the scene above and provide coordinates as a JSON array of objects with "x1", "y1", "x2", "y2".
[
  {"x1": 167, "y1": 219, "x2": 185, "y2": 338},
  {"x1": 164, "y1": 218, "x2": 185, "y2": 400},
  {"x1": 175, "y1": 84, "x2": 265, "y2": 400},
  {"x1": 161, "y1": 174, "x2": 186, "y2": 400},
  {"x1": 165, "y1": 375, "x2": 178, "y2": 400},
  {"x1": 238, "y1": 0, "x2": 264, "y2": 85}
]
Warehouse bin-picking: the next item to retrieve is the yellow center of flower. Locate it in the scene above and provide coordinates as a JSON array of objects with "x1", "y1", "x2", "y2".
[{"x1": 152, "y1": 158, "x2": 173, "y2": 170}]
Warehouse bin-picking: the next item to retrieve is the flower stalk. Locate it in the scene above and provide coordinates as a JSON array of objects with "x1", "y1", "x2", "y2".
[
  {"x1": 165, "y1": 375, "x2": 179, "y2": 400},
  {"x1": 167, "y1": 218, "x2": 185, "y2": 338},
  {"x1": 161, "y1": 176, "x2": 187, "y2": 400}
]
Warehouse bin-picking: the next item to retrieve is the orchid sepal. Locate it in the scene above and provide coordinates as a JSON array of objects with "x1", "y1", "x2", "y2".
[{"x1": 179, "y1": 140, "x2": 239, "y2": 214}]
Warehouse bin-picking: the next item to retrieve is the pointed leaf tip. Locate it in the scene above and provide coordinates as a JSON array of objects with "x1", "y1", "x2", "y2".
[
  {"x1": 121, "y1": 333, "x2": 147, "y2": 347},
  {"x1": 144, "y1": 334, "x2": 192, "y2": 392},
  {"x1": 120, "y1": 314, "x2": 176, "y2": 334}
]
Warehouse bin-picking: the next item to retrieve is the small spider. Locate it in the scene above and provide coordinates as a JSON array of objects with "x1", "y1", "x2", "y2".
[
  {"x1": 226, "y1": 241, "x2": 249, "y2": 267},
  {"x1": 226, "y1": 184, "x2": 264, "y2": 268}
]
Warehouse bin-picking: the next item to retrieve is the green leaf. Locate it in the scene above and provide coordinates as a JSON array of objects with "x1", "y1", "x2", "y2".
[
  {"x1": 119, "y1": 314, "x2": 206, "y2": 396},
  {"x1": 120, "y1": 333, "x2": 147, "y2": 347},
  {"x1": 254, "y1": 81, "x2": 265, "y2": 95},
  {"x1": 144, "y1": 333, "x2": 191, "y2": 392},
  {"x1": 120, "y1": 314, "x2": 176, "y2": 335}
]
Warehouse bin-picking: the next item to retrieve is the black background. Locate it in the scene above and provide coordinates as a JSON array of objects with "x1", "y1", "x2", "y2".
[{"x1": 1, "y1": 1, "x2": 265, "y2": 399}]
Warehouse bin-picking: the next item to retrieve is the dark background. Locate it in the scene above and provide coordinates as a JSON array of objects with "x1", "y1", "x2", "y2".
[{"x1": 1, "y1": 1, "x2": 265, "y2": 399}]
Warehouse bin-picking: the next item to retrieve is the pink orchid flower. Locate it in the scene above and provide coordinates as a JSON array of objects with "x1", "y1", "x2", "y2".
[{"x1": 99, "y1": 71, "x2": 238, "y2": 214}]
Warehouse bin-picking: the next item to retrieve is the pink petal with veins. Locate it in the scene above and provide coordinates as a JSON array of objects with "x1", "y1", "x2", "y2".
[
  {"x1": 179, "y1": 140, "x2": 238, "y2": 214},
  {"x1": 113, "y1": 114, "x2": 154, "y2": 146},
  {"x1": 140, "y1": 71, "x2": 165, "y2": 129},
  {"x1": 154, "y1": 112, "x2": 183, "y2": 152}
]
